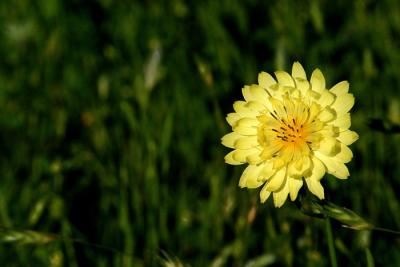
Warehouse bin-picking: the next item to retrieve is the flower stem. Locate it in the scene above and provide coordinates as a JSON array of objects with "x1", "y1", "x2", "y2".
[
  {"x1": 325, "y1": 218, "x2": 338, "y2": 267},
  {"x1": 365, "y1": 248, "x2": 375, "y2": 267}
]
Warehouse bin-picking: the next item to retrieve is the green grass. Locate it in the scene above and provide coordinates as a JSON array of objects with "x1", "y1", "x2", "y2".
[{"x1": 0, "y1": 0, "x2": 399, "y2": 266}]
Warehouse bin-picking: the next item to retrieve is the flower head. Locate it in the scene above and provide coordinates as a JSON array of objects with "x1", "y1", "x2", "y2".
[{"x1": 222, "y1": 62, "x2": 358, "y2": 207}]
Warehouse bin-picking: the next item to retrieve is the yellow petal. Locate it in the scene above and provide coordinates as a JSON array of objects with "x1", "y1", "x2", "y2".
[
  {"x1": 318, "y1": 108, "x2": 336, "y2": 122},
  {"x1": 294, "y1": 78, "x2": 310, "y2": 96},
  {"x1": 274, "y1": 71, "x2": 295, "y2": 87},
  {"x1": 290, "y1": 88, "x2": 301, "y2": 98},
  {"x1": 318, "y1": 137, "x2": 339, "y2": 156},
  {"x1": 233, "y1": 101, "x2": 259, "y2": 117},
  {"x1": 292, "y1": 62, "x2": 307, "y2": 79},
  {"x1": 319, "y1": 124, "x2": 339, "y2": 137},
  {"x1": 273, "y1": 177, "x2": 289, "y2": 207},
  {"x1": 268, "y1": 83, "x2": 280, "y2": 92},
  {"x1": 241, "y1": 85, "x2": 253, "y2": 102},
  {"x1": 233, "y1": 101, "x2": 246, "y2": 112},
  {"x1": 333, "y1": 143, "x2": 353, "y2": 163},
  {"x1": 232, "y1": 148, "x2": 260, "y2": 163},
  {"x1": 318, "y1": 91, "x2": 335, "y2": 107},
  {"x1": 308, "y1": 102, "x2": 322, "y2": 122},
  {"x1": 233, "y1": 118, "x2": 259, "y2": 135},
  {"x1": 337, "y1": 130, "x2": 359, "y2": 145},
  {"x1": 260, "y1": 161, "x2": 276, "y2": 181},
  {"x1": 242, "y1": 85, "x2": 270, "y2": 103},
  {"x1": 234, "y1": 136, "x2": 258, "y2": 149},
  {"x1": 247, "y1": 153, "x2": 263, "y2": 165},
  {"x1": 279, "y1": 144, "x2": 295, "y2": 163},
  {"x1": 270, "y1": 98, "x2": 287, "y2": 119},
  {"x1": 331, "y1": 113, "x2": 351, "y2": 129},
  {"x1": 294, "y1": 99, "x2": 312, "y2": 125},
  {"x1": 310, "y1": 68, "x2": 326, "y2": 93},
  {"x1": 305, "y1": 89, "x2": 321, "y2": 102},
  {"x1": 224, "y1": 150, "x2": 243, "y2": 165},
  {"x1": 265, "y1": 166, "x2": 286, "y2": 191},
  {"x1": 289, "y1": 177, "x2": 303, "y2": 201},
  {"x1": 284, "y1": 94, "x2": 298, "y2": 113},
  {"x1": 307, "y1": 156, "x2": 326, "y2": 181},
  {"x1": 221, "y1": 132, "x2": 242, "y2": 148},
  {"x1": 260, "y1": 142, "x2": 283, "y2": 160},
  {"x1": 226, "y1": 113, "x2": 241, "y2": 127},
  {"x1": 272, "y1": 157, "x2": 286, "y2": 169},
  {"x1": 239, "y1": 164, "x2": 264, "y2": 188},
  {"x1": 288, "y1": 156, "x2": 311, "y2": 178},
  {"x1": 246, "y1": 171, "x2": 265, "y2": 188},
  {"x1": 260, "y1": 185, "x2": 272, "y2": 203},
  {"x1": 315, "y1": 151, "x2": 350, "y2": 179},
  {"x1": 258, "y1": 72, "x2": 276, "y2": 90},
  {"x1": 246, "y1": 101, "x2": 267, "y2": 112},
  {"x1": 331, "y1": 93, "x2": 355, "y2": 116},
  {"x1": 305, "y1": 177, "x2": 325, "y2": 199},
  {"x1": 330, "y1": 81, "x2": 349, "y2": 96}
]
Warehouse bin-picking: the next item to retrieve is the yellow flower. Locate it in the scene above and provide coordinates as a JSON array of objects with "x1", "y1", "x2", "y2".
[{"x1": 221, "y1": 62, "x2": 358, "y2": 207}]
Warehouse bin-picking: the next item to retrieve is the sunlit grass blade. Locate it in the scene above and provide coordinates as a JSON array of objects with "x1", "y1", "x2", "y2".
[{"x1": 0, "y1": 227, "x2": 57, "y2": 245}]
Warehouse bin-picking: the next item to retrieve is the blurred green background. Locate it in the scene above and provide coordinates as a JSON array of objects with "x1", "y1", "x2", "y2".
[{"x1": 0, "y1": 0, "x2": 400, "y2": 266}]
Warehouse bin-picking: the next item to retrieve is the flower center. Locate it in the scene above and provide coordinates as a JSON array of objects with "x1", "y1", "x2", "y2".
[
  {"x1": 257, "y1": 96, "x2": 323, "y2": 164},
  {"x1": 272, "y1": 116, "x2": 307, "y2": 146}
]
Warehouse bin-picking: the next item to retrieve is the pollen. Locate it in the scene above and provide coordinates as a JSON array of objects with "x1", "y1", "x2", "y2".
[{"x1": 274, "y1": 117, "x2": 305, "y2": 144}]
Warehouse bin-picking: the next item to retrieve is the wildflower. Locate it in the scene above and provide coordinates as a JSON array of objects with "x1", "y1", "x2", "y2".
[{"x1": 221, "y1": 62, "x2": 358, "y2": 207}]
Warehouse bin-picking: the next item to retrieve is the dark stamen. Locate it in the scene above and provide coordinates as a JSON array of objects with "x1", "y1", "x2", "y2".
[{"x1": 270, "y1": 112, "x2": 279, "y2": 121}]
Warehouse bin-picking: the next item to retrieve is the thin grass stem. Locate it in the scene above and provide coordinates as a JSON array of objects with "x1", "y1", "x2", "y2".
[{"x1": 325, "y1": 218, "x2": 338, "y2": 267}]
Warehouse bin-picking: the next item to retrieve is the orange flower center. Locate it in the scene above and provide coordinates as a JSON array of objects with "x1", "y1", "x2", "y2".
[
  {"x1": 257, "y1": 96, "x2": 323, "y2": 164},
  {"x1": 271, "y1": 116, "x2": 309, "y2": 146}
]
